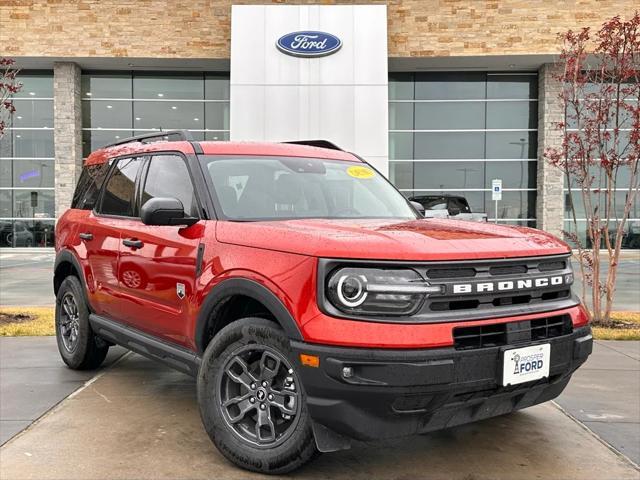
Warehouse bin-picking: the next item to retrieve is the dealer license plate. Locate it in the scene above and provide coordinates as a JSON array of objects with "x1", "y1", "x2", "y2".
[{"x1": 502, "y1": 343, "x2": 551, "y2": 386}]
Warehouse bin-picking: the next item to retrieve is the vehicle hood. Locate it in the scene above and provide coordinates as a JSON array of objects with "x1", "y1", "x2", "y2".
[{"x1": 215, "y1": 218, "x2": 570, "y2": 261}]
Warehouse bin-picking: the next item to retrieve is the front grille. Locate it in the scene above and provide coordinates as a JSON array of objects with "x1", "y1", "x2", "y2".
[
  {"x1": 318, "y1": 254, "x2": 578, "y2": 324},
  {"x1": 453, "y1": 315, "x2": 573, "y2": 350},
  {"x1": 419, "y1": 254, "x2": 573, "y2": 315}
]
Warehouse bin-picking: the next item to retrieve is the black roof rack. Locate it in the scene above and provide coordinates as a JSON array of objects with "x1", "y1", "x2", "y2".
[
  {"x1": 283, "y1": 140, "x2": 343, "y2": 151},
  {"x1": 103, "y1": 129, "x2": 194, "y2": 149}
]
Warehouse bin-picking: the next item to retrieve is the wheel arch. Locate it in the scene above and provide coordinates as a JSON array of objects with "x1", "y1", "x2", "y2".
[
  {"x1": 195, "y1": 278, "x2": 304, "y2": 354},
  {"x1": 53, "y1": 250, "x2": 92, "y2": 309}
]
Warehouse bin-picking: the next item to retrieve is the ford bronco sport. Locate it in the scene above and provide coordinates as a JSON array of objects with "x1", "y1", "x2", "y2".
[{"x1": 54, "y1": 130, "x2": 592, "y2": 474}]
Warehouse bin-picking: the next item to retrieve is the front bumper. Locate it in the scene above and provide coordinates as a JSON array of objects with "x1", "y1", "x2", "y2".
[{"x1": 291, "y1": 326, "x2": 592, "y2": 445}]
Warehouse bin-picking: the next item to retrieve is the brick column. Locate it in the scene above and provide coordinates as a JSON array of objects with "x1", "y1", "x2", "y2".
[
  {"x1": 54, "y1": 62, "x2": 83, "y2": 218},
  {"x1": 536, "y1": 63, "x2": 565, "y2": 238}
]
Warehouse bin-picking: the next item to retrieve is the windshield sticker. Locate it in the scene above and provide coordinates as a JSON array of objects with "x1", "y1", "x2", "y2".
[{"x1": 346, "y1": 166, "x2": 375, "y2": 179}]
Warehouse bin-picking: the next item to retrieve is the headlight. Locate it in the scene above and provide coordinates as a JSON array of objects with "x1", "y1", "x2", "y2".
[{"x1": 326, "y1": 267, "x2": 443, "y2": 316}]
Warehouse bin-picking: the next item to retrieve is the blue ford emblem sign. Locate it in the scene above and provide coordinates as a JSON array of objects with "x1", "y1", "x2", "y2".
[{"x1": 276, "y1": 31, "x2": 342, "y2": 57}]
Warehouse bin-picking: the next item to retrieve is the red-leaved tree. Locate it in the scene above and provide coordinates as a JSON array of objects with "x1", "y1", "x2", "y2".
[
  {"x1": 0, "y1": 58, "x2": 22, "y2": 138},
  {"x1": 545, "y1": 13, "x2": 640, "y2": 324}
]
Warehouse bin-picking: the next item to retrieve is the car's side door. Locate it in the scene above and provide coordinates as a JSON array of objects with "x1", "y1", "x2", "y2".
[
  {"x1": 115, "y1": 153, "x2": 205, "y2": 346},
  {"x1": 85, "y1": 156, "x2": 145, "y2": 320}
]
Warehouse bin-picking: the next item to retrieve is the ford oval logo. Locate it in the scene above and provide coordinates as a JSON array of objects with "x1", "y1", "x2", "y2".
[{"x1": 276, "y1": 31, "x2": 342, "y2": 58}]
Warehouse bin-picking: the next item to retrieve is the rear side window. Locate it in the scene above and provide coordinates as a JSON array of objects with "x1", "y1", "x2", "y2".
[
  {"x1": 71, "y1": 163, "x2": 110, "y2": 210},
  {"x1": 99, "y1": 157, "x2": 144, "y2": 217},
  {"x1": 141, "y1": 154, "x2": 199, "y2": 217}
]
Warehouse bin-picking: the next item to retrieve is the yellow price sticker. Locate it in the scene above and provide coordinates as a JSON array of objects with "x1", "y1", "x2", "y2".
[{"x1": 346, "y1": 166, "x2": 375, "y2": 179}]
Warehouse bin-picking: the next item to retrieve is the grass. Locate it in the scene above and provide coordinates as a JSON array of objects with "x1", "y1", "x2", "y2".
[
  {"x1": 0, "y1": 307, "x2": 55, "y2": 336},
  {"x1": 591, "y1": 311, "x2": 640, "y2": 340},
  {"x1": 0, "y1": 307, "x2": 639, "y2": 340}
]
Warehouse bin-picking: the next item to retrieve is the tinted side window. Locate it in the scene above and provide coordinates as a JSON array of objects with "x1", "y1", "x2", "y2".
[
  {"x1": 141, "y1": 154, "x2": 199, "y2": 217},
  {"x1": 71, "y1": 163, "x2": 110, "y2": 210},
  {"x1": 100, "y1": 157, "x2": 144, "y2": 217},
  {"x1": 448, "y1": 197, "x2": 471, "y2": 213}
]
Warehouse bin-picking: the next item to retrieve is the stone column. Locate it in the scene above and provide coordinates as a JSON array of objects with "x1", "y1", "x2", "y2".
[
  {"x1": 536, "y1": 63, "x2": 565, "y2": 238},
  {"x1": 54, "y1": 62, "x2": 83, "y2": 218}
]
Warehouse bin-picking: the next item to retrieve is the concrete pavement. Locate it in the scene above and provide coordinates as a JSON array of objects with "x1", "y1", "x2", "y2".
[
  {"x1": 0, "y1": 337, "x2": 125, "y2": 445},
  {"x1": 1, "y1": 339, "x2": 639, "y2": 480},
  {"x1": 555, "y1": 340, "x2": 640, "y2": 465}
]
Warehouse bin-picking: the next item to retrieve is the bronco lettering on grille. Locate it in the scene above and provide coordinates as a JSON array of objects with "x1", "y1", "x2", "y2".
[{"x1": 452, "y1": 275, "x2": 565, "y2": 294}]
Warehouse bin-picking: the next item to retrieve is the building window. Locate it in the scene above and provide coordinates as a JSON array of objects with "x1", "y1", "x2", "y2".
[
  {"x1": 0, "y1": 72, "x2": 55, "y2": 247},
  {"x1": 81, "y1": 72, "x2": 230, "y2": 156},
  {"x1": 388, "y1": 72, "x2": 538, "y2": 226}
]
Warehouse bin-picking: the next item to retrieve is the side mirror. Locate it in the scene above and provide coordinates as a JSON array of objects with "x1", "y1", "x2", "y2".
[
  {"x1": 448, "y1": 207, "x2": 461, "y2": 216},
  {"x1": 140, "y1": 197, "x2": 198, "y2": 227},
  {"x1": 410, "y1": 200, "x2": 425, "y2": 217}
]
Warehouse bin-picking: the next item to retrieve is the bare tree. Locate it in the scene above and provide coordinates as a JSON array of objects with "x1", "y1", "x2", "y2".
[
  {"x1": 0, "y1": 58, "x2": 22, "y2": 138},
  {"x1": 545, "y1": 13, "x2": 640, "y2": 325}
]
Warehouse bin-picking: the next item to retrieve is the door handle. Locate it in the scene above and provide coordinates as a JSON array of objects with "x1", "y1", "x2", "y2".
[
  {"x1": 122, "y1": 238, "x2": 143, "y2": 249},
  {"x1": 79, "y1": 232, "x2": 93, "y2": 241}
]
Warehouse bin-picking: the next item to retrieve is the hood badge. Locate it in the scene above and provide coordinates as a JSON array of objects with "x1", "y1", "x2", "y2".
[{"x1": 176, "y1": 283, "x2": 186, "y2": 299}]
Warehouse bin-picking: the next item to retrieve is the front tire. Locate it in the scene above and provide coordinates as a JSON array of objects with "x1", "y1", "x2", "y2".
[
  {"x1": 55, "y1": 276, "x2": 109, "y2": 370},
  {"x1": 197, "y1": 317, "x2": 318, "y2": 474}
]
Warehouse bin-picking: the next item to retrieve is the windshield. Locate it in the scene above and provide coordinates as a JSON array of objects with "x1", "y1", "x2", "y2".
[{"x1": 201, "y1": 156, "x2": 417, "y2": 221}]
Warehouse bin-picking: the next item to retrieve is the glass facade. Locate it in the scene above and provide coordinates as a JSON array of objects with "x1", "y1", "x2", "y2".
[
  {"x1": 389, "y1": 72, "x2": 538, "y2": 225},
  {"x1": 1, "y1": 68, "x2": 636, "y2": 250},
  {"x1": 0, "y1": 73, "x2": 55, "y2": 247},
  {"x1": 81, "y1": 72, "x2": 230, "y2": 156}
]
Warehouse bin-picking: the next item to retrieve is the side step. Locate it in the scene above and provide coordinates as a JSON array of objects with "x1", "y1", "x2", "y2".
[{"x1": 89, "y1": 314, "x2": 200, "y2": 377}]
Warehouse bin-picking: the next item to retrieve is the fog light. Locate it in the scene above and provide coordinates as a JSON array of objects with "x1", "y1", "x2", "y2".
[{"x1": 342, "y1": 366, "x2": 354, "y2": 378}]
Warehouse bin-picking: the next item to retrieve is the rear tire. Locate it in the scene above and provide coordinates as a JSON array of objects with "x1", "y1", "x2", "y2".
[
  {"x1": 197, "y1": 317, "x2": 318, "y2": 474},
  {"x1": 55, "y1": 276, "x2": 109, "y2": 370}
]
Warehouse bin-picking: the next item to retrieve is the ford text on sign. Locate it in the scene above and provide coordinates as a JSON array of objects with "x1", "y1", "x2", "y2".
[{"x1": 276, "y1": 31, "x2": 342, "y2": 57}]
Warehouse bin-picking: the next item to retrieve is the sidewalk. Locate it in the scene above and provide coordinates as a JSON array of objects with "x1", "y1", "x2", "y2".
[
  {"x1": 0, "y1": 337, "x2": 124, "y2": 445},
  {"x1": 555, "y1": 340, "x2": 640, "y2": 465}
]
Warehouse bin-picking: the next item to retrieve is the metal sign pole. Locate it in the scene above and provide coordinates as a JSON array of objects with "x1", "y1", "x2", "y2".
[{"x1": 491, "y1": 179, "x2": 502, "y2": 225}]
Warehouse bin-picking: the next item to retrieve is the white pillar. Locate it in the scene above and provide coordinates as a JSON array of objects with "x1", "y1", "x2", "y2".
[{"x1": 230, "y1": 4, "x2": 389, "y2": 175}]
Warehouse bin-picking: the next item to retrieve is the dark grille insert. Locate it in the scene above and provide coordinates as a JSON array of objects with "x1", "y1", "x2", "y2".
[
  {"x1": 538, "y1": 260, "x2": 566, "y2": 272},
  {"x1": 541, "y1": 290, "x2": 570, "y2": 301},
  {"x1": 431, "y1": 299, "x2": 480, "y2": 311},
  {"x1": 452, "y1": 323, "x2": 507, "y2": 350},
  {"x1": 531, "y1": 315, "x2": 572, "y2": 340},
  {"x1": 489, "y1": 265, "x2": 527, "y2": 276},
  {"x1": 426, "y1": 268, "x2": 476, "y2": 279},
  {"x1": 492, "y1": 295, "x2": 531, "y2": 307},
  {"x1": 453, "y1": 315, "x2": 573, "y2": 350}
]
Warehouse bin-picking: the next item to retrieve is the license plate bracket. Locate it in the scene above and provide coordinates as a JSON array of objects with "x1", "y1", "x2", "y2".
[{"x1": 502, "y1": 343, "x2": 551, "y2": 386}]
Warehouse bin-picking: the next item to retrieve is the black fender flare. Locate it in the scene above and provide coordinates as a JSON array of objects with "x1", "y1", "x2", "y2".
[
  {"x1": 53, "y1": 249, "x2": 93, "y2": 310},
  {"x1": 194, "y1": 278, "x2": 304, "y2": 354}
]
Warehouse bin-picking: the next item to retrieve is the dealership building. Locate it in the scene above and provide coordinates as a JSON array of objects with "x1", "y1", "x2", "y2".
[{"x1": 1, "y1": 0, "x2": 637, "y2": 248}]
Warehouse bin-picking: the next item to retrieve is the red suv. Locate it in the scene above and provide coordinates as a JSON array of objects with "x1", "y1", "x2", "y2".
[{"x1": 54, "y1": 130, "x2": 592, "y2": 474}]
